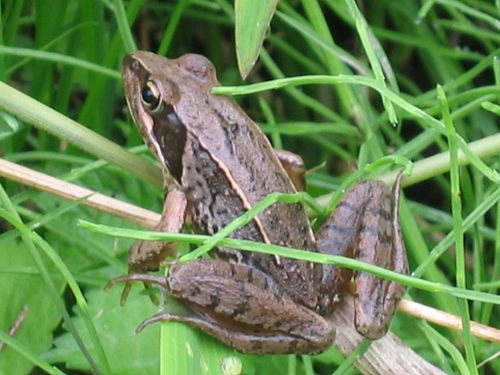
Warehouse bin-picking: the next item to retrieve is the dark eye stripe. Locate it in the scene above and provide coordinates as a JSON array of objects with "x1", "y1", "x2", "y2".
[{"x1": 151, "y1": 108, "x2": 186, "y2": 182}]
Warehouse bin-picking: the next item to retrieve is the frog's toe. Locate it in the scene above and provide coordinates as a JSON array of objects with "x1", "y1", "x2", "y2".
[
  {"x1": 136, "y1": 312, "x2": 171, "y2": 333},
  {"x1": 105, "y1": 273, "x2": 168, "y2": 306}
]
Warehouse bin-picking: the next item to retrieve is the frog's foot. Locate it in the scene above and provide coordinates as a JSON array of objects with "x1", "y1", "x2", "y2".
[
  {"x1": 105, "y1": 274, "x2": 167, "y2": 306},
  {"x1": 122, "y1": 238, "x2": 182, "y2": 305}
]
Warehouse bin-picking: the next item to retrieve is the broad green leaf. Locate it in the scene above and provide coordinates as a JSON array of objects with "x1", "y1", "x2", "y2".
[
  {"x1": 0, "y1": 240, "x2": 63, "y2": 375},
  {"x1": 161, "y1": 320, "x2": 238, "y2": 375},
  {"x1": 44, "y1": 287, "x2": 160, "y2": 374}
]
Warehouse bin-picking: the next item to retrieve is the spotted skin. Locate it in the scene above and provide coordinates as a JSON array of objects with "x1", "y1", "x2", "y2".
[{"x1": 115, "y1": 51, "x2": 409, "y2": 354}]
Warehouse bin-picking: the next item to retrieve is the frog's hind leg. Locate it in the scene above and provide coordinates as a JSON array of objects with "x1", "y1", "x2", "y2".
[
  {"x1": 316, "y1": 174, "x2": 408, "y2": 339},
  {"x1": 353, "y1": 176, "x2": 408, "y2": 339},
  {"x1": 146, "y1": 259, "x2": 335, "y2": 354}
]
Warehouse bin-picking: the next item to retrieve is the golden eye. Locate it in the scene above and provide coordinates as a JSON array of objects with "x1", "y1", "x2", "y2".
[{"x1": 141, "y1": 80, "x2": 161, "y2": 111}]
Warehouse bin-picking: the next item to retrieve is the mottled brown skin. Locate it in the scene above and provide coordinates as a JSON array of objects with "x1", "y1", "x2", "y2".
[{"x1": 113, "y1": 51, "x2": 408, "y2": 354}]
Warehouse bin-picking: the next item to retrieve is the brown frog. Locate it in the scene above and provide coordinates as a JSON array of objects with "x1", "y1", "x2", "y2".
[{"x1": 109, "y1": 51, "x2": 408, "y2": 354}]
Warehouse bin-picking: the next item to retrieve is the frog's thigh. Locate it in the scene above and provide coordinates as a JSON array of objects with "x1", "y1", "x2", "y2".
[
  {"x1": 273, "y1": 149, "x2": 306, "y2": 191},
  {"x1": 164, "y1": 259, "x2": 334, "y2": 354}
]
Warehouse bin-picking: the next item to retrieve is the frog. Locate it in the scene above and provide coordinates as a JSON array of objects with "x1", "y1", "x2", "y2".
[{"x1": 109, "y1": 51, "x2": 408, "y2": 354}]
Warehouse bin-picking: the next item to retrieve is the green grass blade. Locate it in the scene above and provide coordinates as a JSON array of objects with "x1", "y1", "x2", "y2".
[
  {"x1": 235, "y1": 0, "x2": 278, "y2": 78},
  {"x1": 438, "y1": 85, "x2": 477, "y2": 374}
]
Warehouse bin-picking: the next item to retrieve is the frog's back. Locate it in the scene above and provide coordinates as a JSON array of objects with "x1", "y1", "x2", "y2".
[
  {"x1": 170, "y1": 56, "x2": 321, "y2": 308},
  {"x1": 180, "y1": 91, "x2": 315, "y2": 251},
  {"x1": 180, "y1": 94, "x2": 322, "y2": 308}
]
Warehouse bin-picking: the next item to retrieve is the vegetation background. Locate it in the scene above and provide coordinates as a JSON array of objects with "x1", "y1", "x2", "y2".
[{"x1": 0, "y1": 0, "x2": 498, "y2": 374}]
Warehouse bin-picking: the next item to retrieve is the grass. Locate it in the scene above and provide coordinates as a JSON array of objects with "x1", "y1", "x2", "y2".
[{"x1": 0, "y1": 0, "x2": 499, "y2": 374}]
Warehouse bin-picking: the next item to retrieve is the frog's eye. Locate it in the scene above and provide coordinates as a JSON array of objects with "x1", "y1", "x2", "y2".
[{"x1": 141, "y1": 80, "x2": 162, "y2": 112}]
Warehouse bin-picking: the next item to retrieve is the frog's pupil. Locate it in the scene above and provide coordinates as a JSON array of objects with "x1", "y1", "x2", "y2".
[
  {"x1": 141, "y1": 81, "x2": 160, "y2": 110},
  {"x1": 141, "y1": 86, "x2": 152, "y2": 103}
]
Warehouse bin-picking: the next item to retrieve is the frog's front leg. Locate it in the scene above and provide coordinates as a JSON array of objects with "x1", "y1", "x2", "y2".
[
  {"x1": 120, "y1": 187, "x2": 187, "y2": 304},
  {"x1": 274, "y1": 149, "x2": 306, "y2": 191},
  {"x1": 112, "y1": 259, "x2": 335, "y2": 354},
  {"x1": 316, "y1": 175, "x2": 408, "y2": 339}
]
